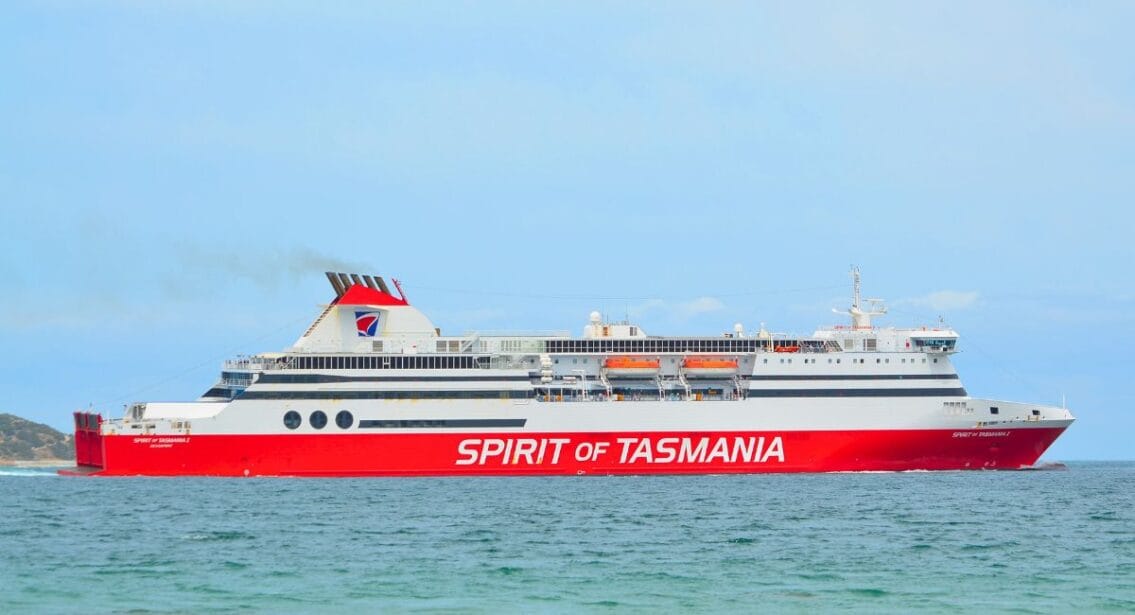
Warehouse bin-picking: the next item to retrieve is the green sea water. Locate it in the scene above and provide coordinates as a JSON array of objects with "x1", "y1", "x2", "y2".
[{"x1": 1, "y1": 462, "x2": 1132, "y2": 613}]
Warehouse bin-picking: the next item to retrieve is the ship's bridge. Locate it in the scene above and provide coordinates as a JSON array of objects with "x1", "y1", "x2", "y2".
[
  {"x1": 813, "y1": 325, "x2": 959, "y2": 354},
  {"x1": 906, "y1": 329, "x2": 959, "y2": 353}
]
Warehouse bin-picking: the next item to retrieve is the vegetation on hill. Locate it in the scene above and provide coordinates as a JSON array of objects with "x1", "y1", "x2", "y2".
[{"x1": 0, "y1": 414, "x2": 74, "y2": 461}]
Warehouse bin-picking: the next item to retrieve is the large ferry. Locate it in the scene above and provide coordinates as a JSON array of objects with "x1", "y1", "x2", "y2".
[{"x1": 65, "y1": 270, "x2": 1074, "y2": 476}]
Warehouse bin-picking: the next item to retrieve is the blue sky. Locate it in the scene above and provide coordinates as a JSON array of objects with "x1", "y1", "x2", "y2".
[{"x1": 2, "y1": 2, "x2": 1132, "y2": 459}]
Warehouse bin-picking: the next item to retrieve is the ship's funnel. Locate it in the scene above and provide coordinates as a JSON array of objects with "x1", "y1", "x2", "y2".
[{"x1": 325, "y1": 272, "x2": 403, "y2": 304}]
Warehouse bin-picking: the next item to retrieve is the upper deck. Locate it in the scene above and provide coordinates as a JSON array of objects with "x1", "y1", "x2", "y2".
[{"x1": 198, "y1": 270, "x2": 963, "y2": 402}]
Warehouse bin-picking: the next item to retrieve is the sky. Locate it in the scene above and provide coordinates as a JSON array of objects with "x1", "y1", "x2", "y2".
[{"x1": 2, "y1": 2, "x2": 1132, "y2": 459}]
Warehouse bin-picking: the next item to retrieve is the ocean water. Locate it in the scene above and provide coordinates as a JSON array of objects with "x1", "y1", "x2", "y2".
[{"x1": 1, "y1": 463, "x2": 1132, "y2": 613}]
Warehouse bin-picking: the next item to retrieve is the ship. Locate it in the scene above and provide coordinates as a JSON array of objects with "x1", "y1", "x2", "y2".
[{"x1": 64, "y1": 269, "x2": 1074, "y2": 476}]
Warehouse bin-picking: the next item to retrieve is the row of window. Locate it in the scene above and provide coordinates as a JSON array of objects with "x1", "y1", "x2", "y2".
[
  {"x1": 543, "y1": 339, "x2": 830, "y2": 353},
  {"x1": 283, "y1": 410, "x2": 354, "y2": 430},
  {"x1": 289, "y1": 355, "x2": 490, "y2": 371},
  {"x1": 765, "y1": 357, "x2": 940, "y2": 365},
  {"x1": 286, "y1": 351, "x2": 938, "y2": 372},
  {"x1": 257, "y1": 374, "x2": 529, "y2": 384},
  {"x1": 246, "y1": 390, "x2": 533, "y2": 400},
  {"x1": 220, "y1": 370, "x2": 253, "y2": 386}
]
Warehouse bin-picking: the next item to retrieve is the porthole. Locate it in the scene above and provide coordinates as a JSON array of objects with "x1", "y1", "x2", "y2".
[
  {"x1": 283, "y1": 410, "x2": 301, "y2": 430},
  {"x1": 336, "y1": 410, "x2": 354, "y2": 429},
  {"x1": 310, "y1": 410, "x2": 328, "y2": 429}
]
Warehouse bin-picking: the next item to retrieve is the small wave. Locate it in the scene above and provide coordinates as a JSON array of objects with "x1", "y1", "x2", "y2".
[
  {"x1": 182, "y1": 530, "x2": 255, "y2": 542},
  {"x1": 847, "y1": 588, "x2": 889, "y2": 597},
  {"x1": 1089, "y1": 512, "x2": 1122, "y2": 521}
]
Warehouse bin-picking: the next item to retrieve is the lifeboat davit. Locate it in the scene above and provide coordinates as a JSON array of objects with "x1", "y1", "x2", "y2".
[
  {"x1": 682, "y1": 357, "x2": 739, "y2": 378},
  {"x1": 604, "y1": 356, "x2": 661, "y2": 377}
]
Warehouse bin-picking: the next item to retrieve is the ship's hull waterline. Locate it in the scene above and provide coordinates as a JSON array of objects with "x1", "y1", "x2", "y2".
[{"x1": 63, "y1": 424, "x2": 1070, "y2": 477}]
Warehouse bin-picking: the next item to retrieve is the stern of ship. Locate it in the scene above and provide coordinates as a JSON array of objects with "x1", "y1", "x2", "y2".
[{"x1": 58, "y1": 411, "x2": 105, "y2": 476}]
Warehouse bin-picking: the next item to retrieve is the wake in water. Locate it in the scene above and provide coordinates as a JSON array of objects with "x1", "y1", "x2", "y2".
[
  {"x1": 1020, "y1": 461, "x2": 1069, "y2": 471},
  {"x1": 0, "y1": 468, "x2": 62, "y2": 477}
]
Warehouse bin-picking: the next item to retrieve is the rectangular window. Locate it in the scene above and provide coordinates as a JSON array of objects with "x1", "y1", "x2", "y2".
[{"x1": 990, "y1": 407, "x2": 999, "y2": 415}]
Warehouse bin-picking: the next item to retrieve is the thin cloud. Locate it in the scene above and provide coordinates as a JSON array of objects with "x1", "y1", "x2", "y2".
[
  {"x1": 677, "y1": 296, "x2": 725, "y2": 318},
  {"x1": 626, "y1": 296, "x2": 725, "y2": 324},
  {"x1": 899, "y1": 290, "x2": 980, "y2": 312}
]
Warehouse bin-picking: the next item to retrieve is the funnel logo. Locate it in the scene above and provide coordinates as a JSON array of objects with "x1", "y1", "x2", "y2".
[{"x1": 355, "y1": 311, "x2": 381, "y2": 337}]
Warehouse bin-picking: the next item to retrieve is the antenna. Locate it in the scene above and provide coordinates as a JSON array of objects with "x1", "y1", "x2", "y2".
[
  {"x1": 391, "y1": 278, "x2": 408, "y2": 302},
  {"x1": 834, "y1": 266, "x2": 887, "y2": 329}
]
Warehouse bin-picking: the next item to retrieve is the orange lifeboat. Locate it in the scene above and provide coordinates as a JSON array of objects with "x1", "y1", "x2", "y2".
[
  {"x1": 603, "y1": 356, "x2": 661, "y2": 377},
  {"x1": 773, "y1": 345, "x2": 800, "y2": 353},
  {"x1": 682, "y1": 357, "x2": 739, "y2": 378}
]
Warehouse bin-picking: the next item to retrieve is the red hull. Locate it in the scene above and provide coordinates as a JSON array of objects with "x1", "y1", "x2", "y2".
[{"x1": 64, "y1": 427, "x2": 1067, "y2": 477}]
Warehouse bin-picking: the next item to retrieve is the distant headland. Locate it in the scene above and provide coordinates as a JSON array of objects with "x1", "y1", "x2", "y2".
[{"x1": 0, "y1": 413, "x2": 74, "y2": 466}]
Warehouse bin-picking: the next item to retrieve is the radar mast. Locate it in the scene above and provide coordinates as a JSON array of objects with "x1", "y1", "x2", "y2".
[{"x1": 834, "y1": 266, "x2": 887, "y2": 329}]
